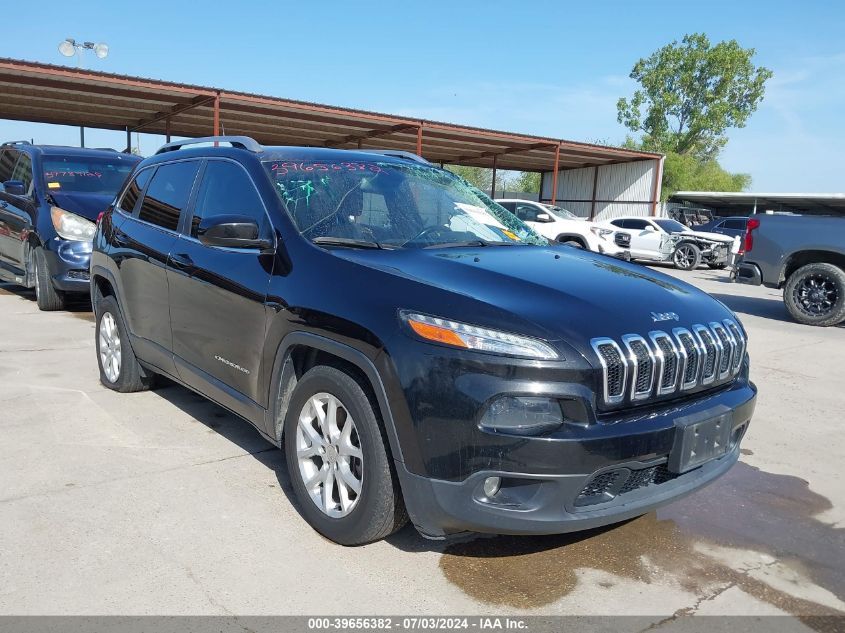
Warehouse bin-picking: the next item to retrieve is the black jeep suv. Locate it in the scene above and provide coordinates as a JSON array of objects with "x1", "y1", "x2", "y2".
[
  {"x1": 0, "y1": 141, "x2": 140, "y2": 309},
  {"x1": 91, "y1": 137, "x2": 757, "y2": 545}
]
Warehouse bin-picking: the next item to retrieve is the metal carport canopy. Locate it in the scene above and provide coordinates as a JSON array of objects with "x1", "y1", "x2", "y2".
[
  {"x1": 672, "y1": 191, "x2": 845, "y2": 215},
  {"x1": 0, "y1": 57, "x2": 659, "y2": 179}
]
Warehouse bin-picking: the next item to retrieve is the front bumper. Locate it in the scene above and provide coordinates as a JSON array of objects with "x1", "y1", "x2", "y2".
[
  {"x1": 397, "y1": 379, "x2": 757, "y2": 538},
  {"x1": 43, "y1": 238, "x2": 92, "y2": 293}
]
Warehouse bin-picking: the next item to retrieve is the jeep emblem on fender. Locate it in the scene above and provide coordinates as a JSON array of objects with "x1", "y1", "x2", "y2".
[{"x1": 651, "y1": 311, "x2": 680, "y2": 322}]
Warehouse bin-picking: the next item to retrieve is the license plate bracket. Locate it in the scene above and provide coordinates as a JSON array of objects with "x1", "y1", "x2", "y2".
[{"x1": 669, "y1": 410, "x2": 733, "y2": 474}]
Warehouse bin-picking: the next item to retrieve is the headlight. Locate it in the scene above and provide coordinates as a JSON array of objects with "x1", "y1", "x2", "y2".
[
  {"x1": 51, "y1": 206, "x2": 96, "y2": 241},
  {"x1": 590, "y1": 227, "x2": 614, "y2": 239},
  {"x1": 400, "y1": 311, "x2": 559, "y2": 360},
  {"x1": 480, "y1": 396, "x2": 564, "y2": 435}
]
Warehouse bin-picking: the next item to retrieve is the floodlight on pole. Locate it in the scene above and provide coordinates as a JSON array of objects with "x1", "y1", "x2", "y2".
[{"x1": 57, "y1": 38, "x2": 109, "y2": 68}]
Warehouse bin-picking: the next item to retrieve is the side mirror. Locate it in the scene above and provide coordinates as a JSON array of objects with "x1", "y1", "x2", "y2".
[
  {"x1": 197, "y1": 214, "x2": 273, "y2": 250},
  {"x1": 535, "y1": 213, "x2": 551, "y2": 222},
  {"x1": 1, "y1": 180, "x2": 26, "y2": 196},
  {"x1": 644, "y1": 225, "x2": 656, "y2": 232}
]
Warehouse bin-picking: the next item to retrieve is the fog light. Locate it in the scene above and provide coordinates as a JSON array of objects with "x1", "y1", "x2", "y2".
[
  {"x1": 479, "y1": 396, "x2": 563, "y2": 436},
  {"x1": 483, "y1": 476, "x2": 501, "y2": 498}
]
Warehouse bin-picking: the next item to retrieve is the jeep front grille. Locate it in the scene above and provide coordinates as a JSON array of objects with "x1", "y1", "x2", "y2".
[{"x1": 591, "y1": 320, "x2": 746, "y2": 406}]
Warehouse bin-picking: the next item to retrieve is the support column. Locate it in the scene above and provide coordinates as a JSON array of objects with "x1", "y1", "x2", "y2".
[
  {"x1": 651, "y1": 157, "x2": 663, "y2": 215},
  {"x1": 165, "y1": 117, "x2": 171, "y2": 143},
  {"x1": 550, "y1": 144, "x2": 561, "y2": 206},
  {"x1": 590, "y1": 165, "x2": 599, "y2": 220},
  {"x1": 213, "y1": 92, "x2": 221, "y2": 146},
  {"x1": 125, "y1": 126, "x2": 131, "y2": 153},
  {"x1": 79, "y1": 126, "x2": 85, "y2": 148},
  {"x1": 491, "y1": 155, "x2": 498, "y2": 199},
  {"x1": 416, "y1": 124, "x2": 423, "y2": 156}
]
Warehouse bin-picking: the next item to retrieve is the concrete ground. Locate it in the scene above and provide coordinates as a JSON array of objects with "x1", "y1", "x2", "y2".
[{"x1": 0, "y1": 266, "x2": 843, "y2": 625}]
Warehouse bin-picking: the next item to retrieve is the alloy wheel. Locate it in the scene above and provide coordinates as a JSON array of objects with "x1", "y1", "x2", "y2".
[
  {"x1": 794, "y1": 274, "x2": 838, "y2": 317},
  {"x1": 295, "y1": 392, "x2": 363, "y2": 518},
  {"x1": 98, "y1": 312, "x2": 122, "y2": 382},
  {"x1": 674, "y1": 245, "x2": 696, "y2": 269}
]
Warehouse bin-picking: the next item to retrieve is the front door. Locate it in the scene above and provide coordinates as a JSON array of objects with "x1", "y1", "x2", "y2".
[
  {"x1": 167, "y1": 159, "x2": 274, "y2": 404},
  {"x1": 0, "y1": 150, "x2": 35, "y2": 278}
]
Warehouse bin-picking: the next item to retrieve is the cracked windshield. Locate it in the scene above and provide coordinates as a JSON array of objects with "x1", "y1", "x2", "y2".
[{"x1": 265, "y1": 159, "x2": 547, "y2": 249}]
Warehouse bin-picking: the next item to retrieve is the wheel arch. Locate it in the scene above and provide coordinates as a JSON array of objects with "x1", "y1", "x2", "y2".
[
  {"x1": 555, "y1": 233, "x2": 588, "y2": 248},
  {"x1": 781, "y1": 250, "x2": 845, "y2": 287},
  {"x1": 267, "y1": 332, "x2": 404, "y2": 464}
]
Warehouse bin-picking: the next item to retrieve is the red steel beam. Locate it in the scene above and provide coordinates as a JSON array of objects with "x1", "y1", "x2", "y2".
[
  {"x1": 651, "y1": 157, "x2": 664, "y2": 214},
  {"x1": 550, "y1": 144, "x2": 561, "y2": 206},
  {"x1": 131, "y1": 94, "x2": 216, "y2": 132},
  {"x1": 325, "y1": 123, "x2": 417, "y2": 148}
]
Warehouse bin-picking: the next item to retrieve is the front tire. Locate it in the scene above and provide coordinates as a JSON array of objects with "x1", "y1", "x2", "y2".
[
  {"x1": 95, "y1": 295, "x2": 153, "y2": 392},
  {"x1": 673, "y1": 242, "x2": 701, "y2": 270},
  {"x1": 783, "y1": 263, "x2": 845, "y2": 327},
  {"x1": 284, "y1": 365, "x2": 407, "y2": 545},
  {"x1": 33, "y1": 247, "x2": 66, "y2": 311}
]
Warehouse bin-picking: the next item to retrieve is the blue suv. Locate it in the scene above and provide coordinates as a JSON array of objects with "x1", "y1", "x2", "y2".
[{"x1": 0, "y1": 141, "x2": 140, "y2": 310}]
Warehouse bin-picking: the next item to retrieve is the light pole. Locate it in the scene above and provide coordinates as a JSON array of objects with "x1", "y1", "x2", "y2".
[{"x1": 58, "y1": 38, "x2": 109, "y2": 147}]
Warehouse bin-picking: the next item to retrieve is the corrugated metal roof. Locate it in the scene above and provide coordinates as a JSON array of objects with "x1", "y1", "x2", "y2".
[{"x1": 0, "y1": 57, "x2": 661, "y2": 173}]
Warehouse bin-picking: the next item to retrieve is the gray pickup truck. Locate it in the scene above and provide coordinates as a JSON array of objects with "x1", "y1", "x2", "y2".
[{"x1": 736, "y1": 214, "x2": 845, "y2": 326}]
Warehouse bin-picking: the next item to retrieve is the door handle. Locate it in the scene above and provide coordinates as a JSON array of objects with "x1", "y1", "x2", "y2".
[
  {"x1": 169, "y1": 253, "x2": 194, "y2": 270},
  {"x1": 112, "y1": 229, "x2": 129, "y2": 246},
  {"x1": 0, "y1": 201, "x2": 7, "y2": 208}
]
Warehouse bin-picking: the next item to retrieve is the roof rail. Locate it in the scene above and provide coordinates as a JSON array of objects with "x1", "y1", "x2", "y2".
[
  {"x1": 155, "y1": 136, "x2": 263, "y2": 155},
  {"x1": 1, "y1": 140, "x2": 33, "y2": 148},
  {"x1": 357, "y1": 149, "x2": 430, "y2": 164}
]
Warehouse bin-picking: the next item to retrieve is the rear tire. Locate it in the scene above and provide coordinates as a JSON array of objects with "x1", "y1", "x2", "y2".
[
  {"x1": 284, "y1": 365, "x2": 407, "y2": 545},
  {"x1": 783, "y1": 263, "x2": 845, "y2": 327},
  {"x1": 95, "y1": 295, "x2": 153, "y2": 392},
  {"x1": 673, "y1": 242, "x2": 701, "y2": 271},
  {"x1": 33, "y1": 247, "x2": 66, "y2": 311}
]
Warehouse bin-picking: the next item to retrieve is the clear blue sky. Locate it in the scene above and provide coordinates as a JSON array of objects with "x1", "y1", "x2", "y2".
[{"x1": 1, "y1": 0, "x2": 842, "y2": 191}]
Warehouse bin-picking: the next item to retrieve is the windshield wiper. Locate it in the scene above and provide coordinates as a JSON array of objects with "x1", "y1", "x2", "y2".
[
  {"x1": 312, "y1": 237, "x2": 387, "y2": 250},
  {"x1": 422, "y1": 239, "x2": 518, "y2": 249}
]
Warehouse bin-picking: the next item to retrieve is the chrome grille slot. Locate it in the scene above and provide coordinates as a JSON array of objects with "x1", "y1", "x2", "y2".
[
  {"x1": 725, "y1": 320, "x2": 746, "y2": 374},
  {"x1": 694, "y1": 325, "x2": 719, "y2": 385},
  {"x1": 673, "y1": 328, "x2": 701, "y2": 390},
  {"x1": 623, "y1": 335, "x2": 655, "y2": 400},
  {"x1": 593, "y1": 322, "x2": 745, "y2": 406},
  {"x1": 591, "y1": 338, "x2": 627, "y2": 405},
  {"x1": 711, "y1": 322, "x2": 733, "y2": 379},
  {"x1": 650, "y1": 331, "x2": 679, "y2": 395}
]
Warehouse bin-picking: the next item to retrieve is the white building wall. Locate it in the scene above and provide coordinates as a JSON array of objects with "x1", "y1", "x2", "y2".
[{"x1": 541, "y1": 158, "x2": 660, "y2": 220}]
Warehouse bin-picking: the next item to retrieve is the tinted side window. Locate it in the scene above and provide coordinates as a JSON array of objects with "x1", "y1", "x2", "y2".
[
  {"x1": 609, "y1": 219, "x2": 625, "y2": 228},
  {"x1": 190, "y1": 161, "x2": 266, "y2": 237},
  {"x1": 138, "y1": 161, "x2": 200, "y2": 231},
  {"x1": 498, "y1": 201, "x2": 516, "y2": 212},
  {"x1": 624, "y1": 219, "x2": 649, "y2": 230},
  {"x1": 0, "y1": 150, "x2": 19, "y2": 183},
  {"x1": 514, "y1": 204, "x2": 539, "y2": 221},
  {"x1": 11, "y1": 154, "x2": 33, "y2": 192},
  {"x1": 724, "y1": 219, "x2": 746, "y2": 230},
  {"x1": 118, "y1": 168, "x2": 153, "y2": 215}
]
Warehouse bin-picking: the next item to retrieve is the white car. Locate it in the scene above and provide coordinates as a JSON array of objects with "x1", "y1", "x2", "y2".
[
  {"x1": 495, "y1": 199, "x2": 628, "y2": 256},
  {"x1": 598, "y1": 216, "x2": 735, "y2": 270}
]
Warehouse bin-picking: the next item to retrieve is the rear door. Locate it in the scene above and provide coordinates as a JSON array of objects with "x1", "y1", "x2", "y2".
[
  {"x1": 167, "y1": 159, "x2": 274, "y2": 404},
  {"x1": 111, "y1": 160, "x2": 201, "y2": 373}
]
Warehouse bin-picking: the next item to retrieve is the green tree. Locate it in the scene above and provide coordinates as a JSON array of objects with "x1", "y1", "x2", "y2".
[
  {"x1": 445, "y1": 165, "x2": 492, "y2": 191},
  {"x1": 510, "y1": 171, "x2": 541, "y2": 194},
  {"x1": 617, "y1": 33, "x2": 772, "y2": 159},
  {"x1": 660, "y1": 151, "x2": 751, "y2": 200}
]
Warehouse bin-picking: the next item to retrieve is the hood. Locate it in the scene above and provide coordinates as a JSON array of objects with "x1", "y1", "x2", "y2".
[
  {"x1": 331, "y1": 245, "x2": 736, "y2": 357},
  {"x1": 678, "y1": 230, "x2": 735, "y2": 244},
  {"x1": 48, "y1": 192, "x2": 114, "y2": 222}
]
